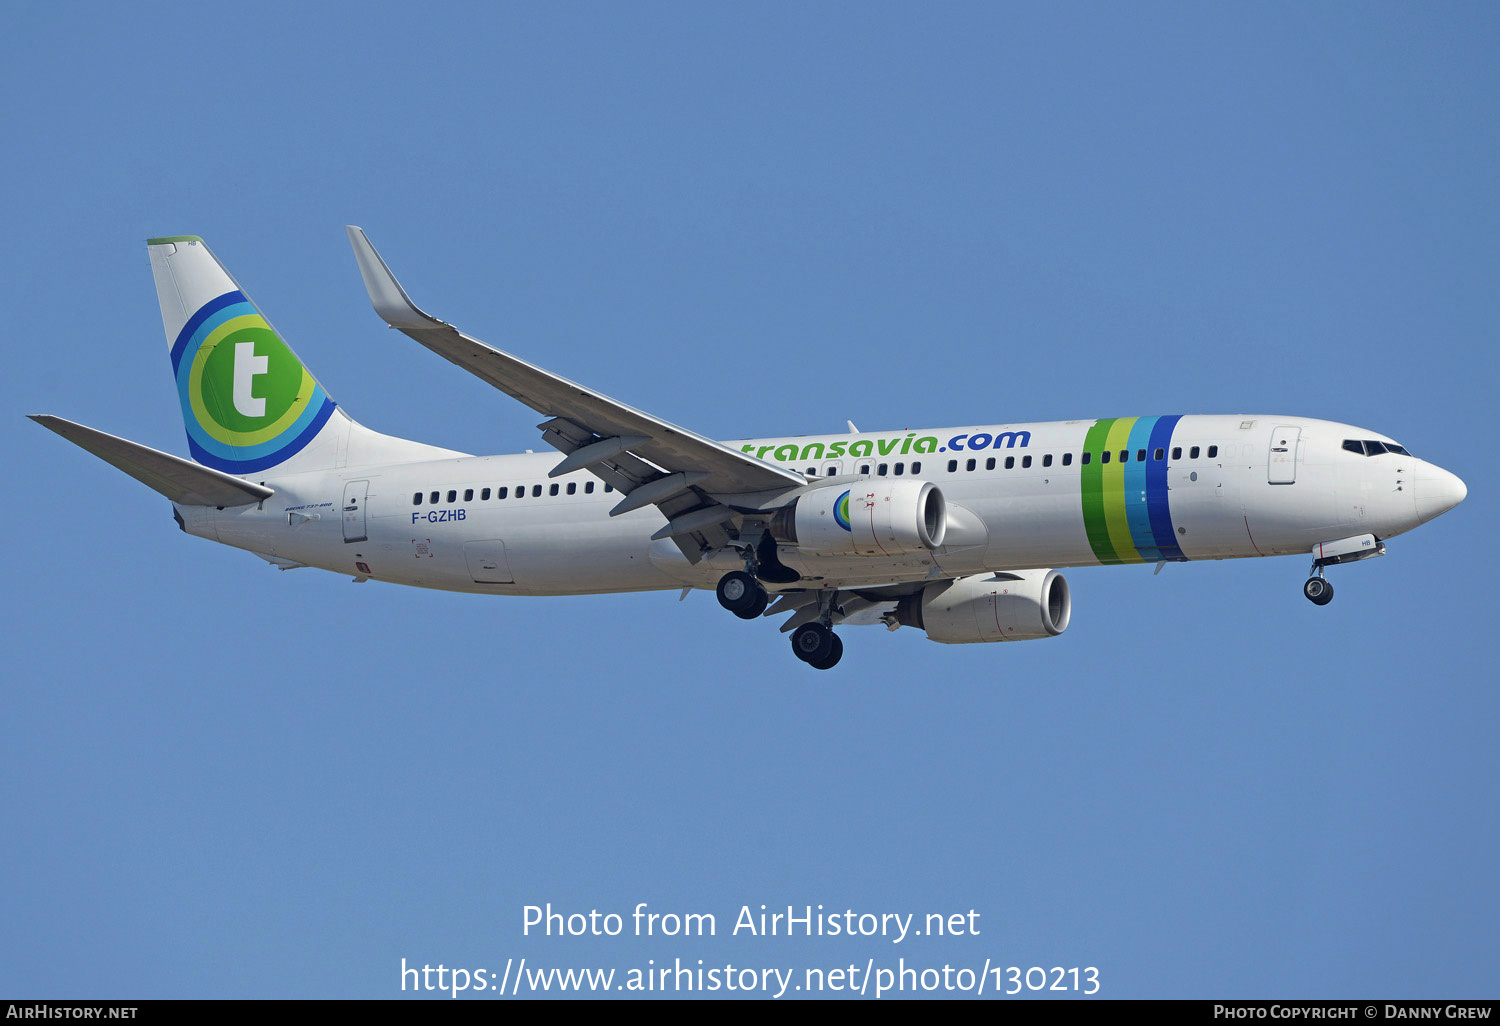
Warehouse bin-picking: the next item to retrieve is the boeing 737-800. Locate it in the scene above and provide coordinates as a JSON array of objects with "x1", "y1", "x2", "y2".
[{"x1": 31, "y1": 230, "x2": 1467, "y2": 669}]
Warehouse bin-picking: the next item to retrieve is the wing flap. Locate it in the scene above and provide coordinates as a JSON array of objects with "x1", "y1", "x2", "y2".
[{"x1": 30, "y1": 415, "x2": 274, "y2": 507}]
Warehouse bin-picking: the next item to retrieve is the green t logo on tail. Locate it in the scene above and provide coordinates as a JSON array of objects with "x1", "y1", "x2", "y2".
[
  {"x1": 169, "y1": 290, "x2": 336, "y2": 473},
  {"x1": 232, "y1": 341, "x2": 269, "y2": 417}
]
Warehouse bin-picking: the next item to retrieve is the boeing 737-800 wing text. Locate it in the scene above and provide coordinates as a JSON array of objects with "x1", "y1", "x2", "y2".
[{"x1": 31, "y1": 231, "x2": 1468, "y2": 669}]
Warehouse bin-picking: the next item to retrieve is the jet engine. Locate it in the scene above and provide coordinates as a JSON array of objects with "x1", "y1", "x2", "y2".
[
  {"x1": 771, "y1": 480, "x2": 946, "y2": 557},
  {"x1": 895, "y1": 569, "x2": 1071, "y2": 644}
]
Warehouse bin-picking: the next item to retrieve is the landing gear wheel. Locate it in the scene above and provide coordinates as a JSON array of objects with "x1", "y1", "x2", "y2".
[
  {"x1": 1303, "y1": 577, "x2": 1334, "y2": 605},
  {"x1": 790, "y1": 622, "x2": 835, "y2": 664},
  {"x1": 738, "y1": 587, "x2": 769, "y2": 619},
  {"x1": 806, "y1": 633, "x2": 844, "y2": 670},
  {"x1": 717, "y1": 571, "x2": 767, "y2": 618}
]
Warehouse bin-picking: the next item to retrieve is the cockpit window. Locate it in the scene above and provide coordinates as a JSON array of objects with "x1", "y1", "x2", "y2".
[{"x1": 1344, "y1": 438, "x2": 1412, "y2": 457}]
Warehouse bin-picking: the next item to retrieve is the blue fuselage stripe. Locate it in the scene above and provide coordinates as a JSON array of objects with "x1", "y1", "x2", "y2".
[
  {"x1": 1146, "y1": 414, "x2": 1186, "y2": 561},
  {"x1": 1123, "y1": 416, "x2": 1162, "y2": 560}
]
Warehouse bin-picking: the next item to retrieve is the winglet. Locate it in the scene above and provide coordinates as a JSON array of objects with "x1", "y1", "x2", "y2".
[{"x1": 346, "y1": 226, "x2": 441, "y2": 331}]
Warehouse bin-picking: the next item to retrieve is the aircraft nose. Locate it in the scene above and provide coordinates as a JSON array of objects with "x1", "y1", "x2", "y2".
[{"x1": 1415, "y1": 462, "x2": 1467, "y2": 524}]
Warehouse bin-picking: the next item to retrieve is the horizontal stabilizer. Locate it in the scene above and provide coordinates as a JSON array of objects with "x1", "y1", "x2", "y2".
[{"x1": 30, "y1": 415, "x2": 274, "y2": 507}]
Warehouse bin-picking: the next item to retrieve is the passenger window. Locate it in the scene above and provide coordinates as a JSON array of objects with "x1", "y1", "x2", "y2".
[
  {"x1": 548, "y1": 484, "x2": 558, "y2": 496},
  {"x1": 1136, "y1": 449, "x2": 1146, "y2": 463},
  {"x1": 1119, "y1": 450, "x2": 1129, "y2": 463},
  {"x1": 877, "y1": 463, "x2": 888, "y2": 476},
  {"x1": 532, "y1": 485, "x2": 542, "y2": 497},
  {"x1": 481, "y1": 488, "x2": 490, "y2": 500},
  {"x1": 1153, "y1": 448, "x2": 1164, "y2": 461},
  {"x1": 859, "y1": 464, "x2": 871, "y2": 475},
  {"x1": 412, "y1": 492, "x2": 422, "y2": 506},
  {"x1": 567, "y1": 482, "x2": 577, "y2": 495},
  {"x1": 894, "y1": 462, "x2": 905, "y2": 475},
  {"x1": 1172, "y1": 446, "x2": 1182, "y2": 460},
  {"x1": 585, "y1": 482, "x2": 595, "y2": 493},
  {"x1": 1101, "y1": 451, "x2": 1111, "y2": 464},
  {"x1": 910, "y1": 461, "x2": 921, "y2": 474},
  {"x1": 986, "y1": 457, "x2": 996, "y2": 470},
  {"x1": 447, "y1": 490, "x2": 457, "y2": 503},
  {"x1": 806, "y1": 466, "x2": 817, "y2": 476},
  {"x1": 1189, "y1": 446, "x2": 1200, "y2": 459},
  {"x1": 464, "y1": 488, "x2": 474, "y2": 502},
  {"x1": 1062, "y1": 453, "x2": 1073, "y2": 467},
  {"x1": 514, "y1": 486, "x2": 524, "y2": 499},
  {"x1": 947, "y1": 459, "x2": 958, "y2": 473},
  {"x1": 1207, "y1": 445, "x2": 1218, "y2": 458},
  {"x1": 1043, "y1": 454, "x2": 1053, "y2": 467},
  {"x1": 497, "y1": 487, "x2": 508, "y2": 499},
  {"x1": 1005, "y1": 456, "x2": 1015, "y2": 469},
  {"x1": 605, "y1": 484, "x2": 614, "y2": 493},
  {"x1": 966, "y1": 458, "x2": 976, "y2": 471},
  {"x1": 1081, "y1": 452, "x2": 1091, "y2": 465},
  {"x1": 1022, "y1": 455, "x2": 1032, "y2": 468},
  {"x1": 429, "y1": 491, "x2": 439, "y2": 504},
  {"x1": 826, "y1": 467, "x2": 839, "y2": 477}
]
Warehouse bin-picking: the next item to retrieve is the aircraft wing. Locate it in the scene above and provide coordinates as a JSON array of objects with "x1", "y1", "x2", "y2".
[
  {"x1": 347, "y1": 227, "x2": 805, "y2": 558},
  {"x1": 30, "y1": 415, "x2": 274, "y2": 507}
]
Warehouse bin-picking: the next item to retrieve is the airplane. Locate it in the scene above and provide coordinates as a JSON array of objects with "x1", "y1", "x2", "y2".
[{"x1": 31, "y1": 229, "x2": 1468, "y2": 670}]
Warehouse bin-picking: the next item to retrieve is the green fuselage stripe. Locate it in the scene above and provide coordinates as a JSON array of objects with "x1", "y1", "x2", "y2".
[
  {"x1": 1102, "y1": 417, "x2": 1144, "y2": 563},
  {"x1": 1080, "y1": 416, "x2": 1151, "y2": 565},
  {"x1": 1080, "y1": 418, "x2": 1119, "y2": 563}
]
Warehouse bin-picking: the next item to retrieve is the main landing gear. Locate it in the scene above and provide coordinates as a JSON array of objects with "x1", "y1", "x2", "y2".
[
  {"x1": 716, "y1": 537, "x2": 843, "y2": 670},
  {"x1": 1302, "y1": 568, "x2": 1334, "y2": 606},
  {"x1": 787, "y1": 589, "x2": 844, "y2": 670},
  {"x1": 715, "y1": 532, "x2": 795, "y2": 620},
  {"x1": 790, "y1": 621, "x2": 843, "y2": 670},
  {"x1": 716, "y1": 570, "x2": 768, "y2": 619},
  {"x1": 715, "y1": 571, "x2": 845, "y2": 670}
]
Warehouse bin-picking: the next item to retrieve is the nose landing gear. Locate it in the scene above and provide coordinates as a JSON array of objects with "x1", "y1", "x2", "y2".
[
  {"x1": 1302, "y1": 573, "x2": 1334, "y2": 605},
  {"x1": 1302, "y1": 534, "x2": 1386, "y2": 605}
]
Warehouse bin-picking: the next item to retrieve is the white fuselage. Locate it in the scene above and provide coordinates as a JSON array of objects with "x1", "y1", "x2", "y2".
[{"x1": 178, "y1": 415, "x2": 1448, "y2": 597}]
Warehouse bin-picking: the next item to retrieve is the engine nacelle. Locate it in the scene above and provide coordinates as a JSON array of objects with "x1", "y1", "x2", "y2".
[
  {"x1": 772, "y1": 480, "x2": 947, "y2": 557},
  {"x1": 897, "y1": 569, "x2": 1071, "y2": 644}
]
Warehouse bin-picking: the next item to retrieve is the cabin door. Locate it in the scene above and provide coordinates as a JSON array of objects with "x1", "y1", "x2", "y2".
[
  {"x1": 1268, "y1": 426, "x2": 1300, "y2": 484},
  {"x1": 342, "y1": 480, "x2": 369, "y2": 543}
]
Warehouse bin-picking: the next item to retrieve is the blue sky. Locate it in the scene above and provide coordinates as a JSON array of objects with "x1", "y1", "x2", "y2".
[{"x1": 2, "y1": 1, "x2": 1494, "y2": 999}]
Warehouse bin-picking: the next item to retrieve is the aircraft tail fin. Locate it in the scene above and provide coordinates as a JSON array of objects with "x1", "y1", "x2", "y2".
[
  {"x1": 149, "y1": 236, "x2": 342, "y2": 474},
  {"x1": 147, "y1": 236, "x2": 461, "y2": 475}
]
